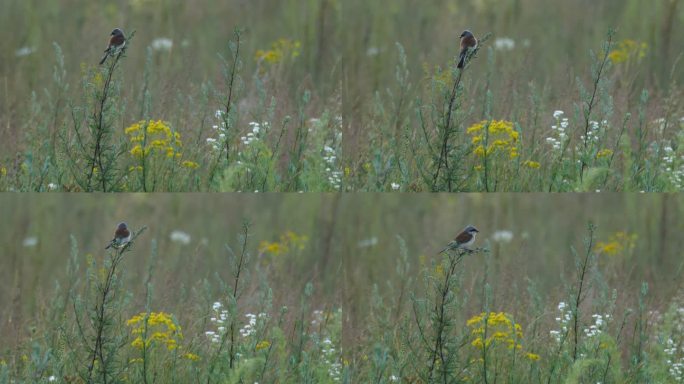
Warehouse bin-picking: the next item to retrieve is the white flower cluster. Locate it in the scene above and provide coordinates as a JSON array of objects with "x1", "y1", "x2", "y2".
[
  {"x1": 664, "y1": 305, "x2": 684, "y2": 382},
  {"x1": 578, "y1": 120, "x2": 606, "y2": 151},
  {"x1": 239, "y1": 313, "x2": 267, "y2": 338},
  {"x1": 546, "y1": 110, "x2": 569, "y2": 151},
  {"x1": 170, "y1": 230, "x2": 191, "y2": 245},
  {"x1": 492, "y1": 230, "x2": 514, "y2": 243},
  {"x1": 583, "y1": 313, "x2": 610, "y2": 338},
  {"x1": 205, "y1": 301, "x2": 229, "y2": 344},
  {"x1": 494, "y1": 37, "x2": 515, "y2": 51},
  {"x1": 241, "y1": 121, "x2": 268, "y2": 146},
  {"x1": 549, "y1": 301, "x2": 571, "y2": 343},
  {"x1": 323, "y1": 144, "x2": 343, "y2": 190},
  {"x1": 665, "y1": 337, "x2": 684, "y2": 382},
  {"x1": 661, "y1": 142, "x2": 684, "y2": 189},
  {"x1": 321, "y1": 337, "x2": 341, "y2": 381},
  {"x1": 207, "y1": 110, "x2": 228, "y2": 152}
]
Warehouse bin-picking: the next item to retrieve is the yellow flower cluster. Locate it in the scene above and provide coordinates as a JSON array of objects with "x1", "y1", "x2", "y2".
[
  {"x1": 126, "y1": 311, "x2": 183, "y2": 351},
  {"x1": 594, "y1": 231, "x2": 637, "y2": 256},
  {"x1": 467, "y1": 120, "x2": 520, "y2": 159},
  {"x1": 596, "y1": 149, "x2": 613, "y2": 159},
  {"x1": 467, "y1": 312, "x2": 539, "y2": 361},
  {"x1": 255, "y1": 38, "x2": 301, "y2": 65},
  {"x1": 125, "y1": 120, "x2": 200, "y2": 171},
  {"x1": 522, "y1": 160, "x2": 541, "y2": 169},
  {"x1": 125, "y1": 120, "x2": 182, "y2": 161},
  {"x1": 608, "y1": 39, "x2": 647, "y2": 64},
  {"x1": 255, "y1": 340, "x2": 271, "y2": 351},
  {"x1": 258, "y1": 231, "x2": 309, "y2": 256}
]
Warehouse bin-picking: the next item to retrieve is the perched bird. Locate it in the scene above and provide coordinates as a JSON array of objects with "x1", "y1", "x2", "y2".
[
  {"x1": 438, "y1": 225, "x2": 479, "y2": 254},
  {"x1": 457, "y1": 30, "x2": 478, "y2": 69},
  {"x1": 105, "y1": 222, "x2": 131, "y2": 249},
  {"x1": 99, "y1": 28, "x2": 126, "y2": 65}
]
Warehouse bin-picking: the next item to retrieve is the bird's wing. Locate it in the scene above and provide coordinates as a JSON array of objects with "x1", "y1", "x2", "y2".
[{"x1": 454, "y1": 231, "x2": 472, "y2": 244}]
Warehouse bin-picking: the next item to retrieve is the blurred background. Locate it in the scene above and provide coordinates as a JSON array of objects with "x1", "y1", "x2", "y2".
[{"x1": 1, "y1": 194, "x2": 683, "y2": 345}]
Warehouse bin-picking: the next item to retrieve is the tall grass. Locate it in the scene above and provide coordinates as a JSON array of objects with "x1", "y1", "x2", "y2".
[
  {"x1": 2, "y1": 194, "x2": 684, "y2": 382},
  {"x1": 1, "y1": 0, "x2": 682, "y2": 191}
]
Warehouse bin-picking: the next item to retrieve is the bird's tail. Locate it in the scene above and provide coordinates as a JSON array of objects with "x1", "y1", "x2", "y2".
[
  {"x1": 437, "y1": 242, "x2": 455, "y2": 255},
  {"x1": 99, "y1": 52, "x2": 109, "y2": 65},
  {"x1": 457, "y1": 52, "x2": 466, "y2": 69}
]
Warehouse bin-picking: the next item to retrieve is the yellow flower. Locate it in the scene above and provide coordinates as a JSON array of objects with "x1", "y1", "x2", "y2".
[
  {"x1": 182, "y1": 161, "x2": 200, "y2": 169},
  {"x1": 256, "y1": 340, "x2": 271, "y2": 351},
  {"x1": 150, "y1": 139, "x2": 167, "y2": 149},
  {"x1": 126, "y1": 312, "x2": 183, "y2": 351},
  {"x1": 467, "y1": 120, "x2": 520, "y2": 160},
  {"x1": 434, "y1": 264, "x2": 445, "y2": 278},
  {"x1": 255, "y1": 38, "x2": 302, "y2": 65},
  {"x1": 184, "y1": 353, "x2": 201, "y2": 361},
  {"x1": 596, "y1": 149, "x2": 613, "y2": 159},
  {"x1": 258, "y1": 231, "x2": 309, "y2": 256},
  {"x1": 0, "y1": 166, "x2": 6, "y2": 177},
  {"x1": 259, "y1": 241, "x2": 285, "y2": 255},
  {"x1": 609, "y1": 39, "x2": 648, "y2": 64},
  {"x1": 93, "y1": 72, "x2": 104, "y2": 89},
  {"x1": 125, "y1": 123, "x2": 141, "y2": 135},
  {"x1": 526, "y1": 353, "x2": 540, "y2": 361},
  {"x1": 471, "y1": 337, "x2": 484, "y2": 349},
  {"x1": 130, "y1": 145, "x2": 144, "y2": 159},
  {"x1": 594, "y1": 231, "x2": 637, "y2": 256},
  {"x1": 131, "y1": 337, "x2": 144, "y2": 349},
  {"x1": 523, "y1": 160, "x2": 541, "y2": 169}
]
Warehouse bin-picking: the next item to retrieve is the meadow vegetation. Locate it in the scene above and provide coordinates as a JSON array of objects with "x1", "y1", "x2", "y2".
[
  {"x1": 2, "y1": 194, "x2": 684, "y2": 382},
  {"x1": 1, "y1": 0, "x2": 683, "y2": 191}
]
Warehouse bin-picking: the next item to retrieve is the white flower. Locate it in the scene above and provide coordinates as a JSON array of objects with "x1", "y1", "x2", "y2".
[
  {"x1": 170, "y1": 230, "x2": 191, "y2": 245},
  {"x1": 357, "y1": 237, "x2": 378, "y2": 248},
  {"x1": 48, "y1": 376, "x2": 56, "y2": 382},
  {"x1": 23, "y1": 236, "x2": 38, "y2": 247},
  {"x1": 15, "y1": 46, "x2": 35, "y2": 57},
  {"x1": 366, "y1": 47, "x2": 380, "y2": 56},
  {"x1": 391, "y1": 182, "x2": 400, "y2": 191},
  {"x1": 553, "y1": 110, "x2": 564, "y2": 119},
  {"x1": 48, "y1": 183, "x2": 58, "y2": 191},
  {"x1": 151, "y1": 37, "x2": 173, "y2": 51},
  {"x1": 492, "y1": 230, "x2": 513, "y2": 243},
  {"x1": 206, "y1": 138, "x2": 217, "y2": 144},
  {"x1": 494, "y1": 37, "x2": 515, "y2": 51}
]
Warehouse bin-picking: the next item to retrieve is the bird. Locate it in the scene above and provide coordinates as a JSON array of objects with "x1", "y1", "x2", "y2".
[
  {"x1": 457, "y1": 30, "x2": 478, "y2": 69},
  {"x1": 438, "y1": 225, "x2": 479, "y2": 254},
  {"x1": 105, "y1": 222, "x2": 131, "y2": 249},
  {"x1": 99, "y1": 28, "x2": 126, "y2": 65}
]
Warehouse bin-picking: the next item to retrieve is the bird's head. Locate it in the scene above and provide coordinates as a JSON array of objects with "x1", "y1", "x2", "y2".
[
  {"x1": 460, "y1": 30, "x2": 473, "y2": 38},
  {"x1": 117, "y1": 222, "x2": 128, "y2": 230},
  {"x1": 111, "y1": 28, "x2": 124, "y2": 37},
  {"x1": 464, "y1": 225, "x2": 479, "y2": 234}
]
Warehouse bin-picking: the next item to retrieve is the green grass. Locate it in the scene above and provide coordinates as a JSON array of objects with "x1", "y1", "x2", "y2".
[
  {"x1": 1, "y1": 0, "x2": 683, "y2": 191},
  {"x1": 2, "y1": 194, "x2": 684, "y2": 382}
]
